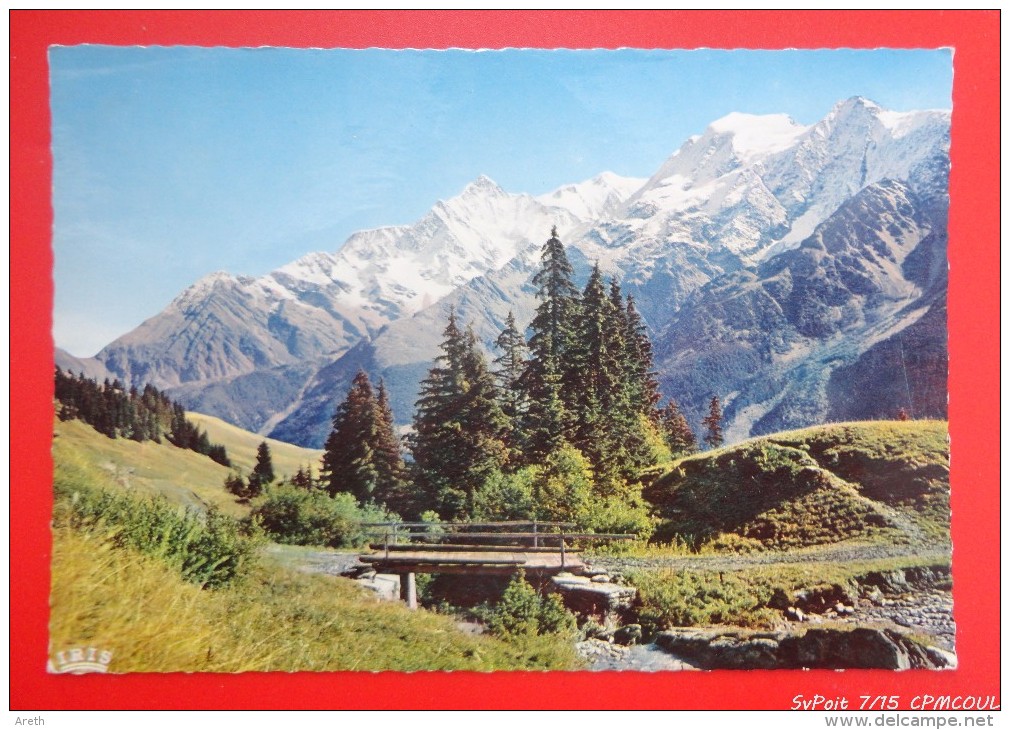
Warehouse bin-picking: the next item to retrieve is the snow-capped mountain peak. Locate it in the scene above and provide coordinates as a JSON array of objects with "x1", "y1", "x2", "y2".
[
  {"x1": 706, "y1": 112, "x2": 808, "y2": 162},
  {"x1": 458, "y1": 174, "x2": 507, "y2": 197},
  {"x1": 85, "y1": 97, "x2": 950, "y2": 451},
  {"x1": 267, "y1": 174, "x2": 610, "y2": 336},
  {"x1": 173, "y1": 270, "x2": 238, "y2": 306},
  {"x1": 537, "y1": 171, "x2": 646, "y2": 221}
]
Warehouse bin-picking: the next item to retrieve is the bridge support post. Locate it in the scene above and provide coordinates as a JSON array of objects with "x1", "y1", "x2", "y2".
[{"x1": 400, "y1": 571, "x2": 417, "y2": 610}]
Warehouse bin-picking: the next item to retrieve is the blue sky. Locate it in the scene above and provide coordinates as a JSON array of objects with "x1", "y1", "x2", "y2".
[{"x1": 50, "y1": 47, "x2": 953, "y2": 356}]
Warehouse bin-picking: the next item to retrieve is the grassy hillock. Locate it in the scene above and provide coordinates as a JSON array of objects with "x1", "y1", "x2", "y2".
[
  {"x1": 54, "y1": 418, "x2": 248, "y2": 517},
  {"x1": 53, "y1": 413, "x2": 325, "y2": 518},
  {"x1": 186, "y1": 412, "x2": 323, "y2": 480},
  {"x1": 642, "y1": 420, "x2": 949, "y2": 550}
]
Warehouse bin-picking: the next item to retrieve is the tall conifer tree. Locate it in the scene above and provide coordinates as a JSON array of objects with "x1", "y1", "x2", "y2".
[
  {"x1": 523, "y1": 227, "x2": 580, "y2": 460},
  {"x1": 703, "y1": 395, "x2": 725, "y2": 449},
  {"x1": 322, "y1": 370, "x2": 382, "y2": 501},
  {"x1": 624, "y1": 295, "x2": 662, "y2": 421},
  {"x1": 569, "y1": 264, "x2": 624, "y2": 486},
  {"x1": 373, "y1": 379, "x2": 409, "y2": 513},
  {"x1": 411, "y1": 311, "x2": 509, "y2": 518},
  {"x1": 254, "y1": 441, "x2": 275, "y2": 484},
  {"x1": 660, "y1": 399, "x2": 698, "y2": 457},
  {"x1": 493, "y1": 310, "x2": 528, "y2": 456}
]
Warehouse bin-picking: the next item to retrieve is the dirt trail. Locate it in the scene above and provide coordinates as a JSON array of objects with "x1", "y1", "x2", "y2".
[{"x1": 586, "y1": 543, "x2": 950, "y2": 574}]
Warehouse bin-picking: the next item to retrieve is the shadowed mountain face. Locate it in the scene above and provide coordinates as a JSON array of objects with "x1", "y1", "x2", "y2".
[
  {"x1": 654, "y1": 179, "x2": 948, "y2": 440},
  {"x1": 64, "y1": 98, "x2": 949, "y2": 448}
]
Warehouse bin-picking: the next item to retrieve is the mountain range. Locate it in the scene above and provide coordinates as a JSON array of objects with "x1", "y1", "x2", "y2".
[{"x1": 58, "y1": 97, "x2": 950, "y2": 449}]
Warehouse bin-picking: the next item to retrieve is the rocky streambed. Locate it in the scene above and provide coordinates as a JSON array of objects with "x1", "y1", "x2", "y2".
[
  {"x1": 572, "y1": 563, "x2": 956, "y2": 671},
  {"x1": 270, "y1": 544, "x2": 955, "y2": 671}
]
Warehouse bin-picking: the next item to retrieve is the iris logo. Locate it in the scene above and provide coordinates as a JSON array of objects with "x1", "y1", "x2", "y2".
[{"x1": 47, "y1": 646, "x2": 113, "y2": 674}]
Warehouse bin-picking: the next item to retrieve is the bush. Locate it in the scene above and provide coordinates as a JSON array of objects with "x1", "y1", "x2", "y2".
[
  {"x1": 582, "y1": 492, "x2": 655, "y2": 540},
  {"x1": 533, "y1": 444, "x2": 594, "y2": 525},
  {"x1": 473, "y1": 467, "x2": 535, "y2": 521},
  {"x1": 55, "y1": 472, "x2": 257, "y2": 588},
  {"x1": 704, "y1": 532, "x2": 765, "y2": 554},
  {"x1": 249, "y1": 484, "x2": 390, "y2": 548},
  {"x1": 479, "y1": 571, "x2": 577, "y2": 639},
  {"x1": 631, "y1": 569, "x2": 779, "y2": 633}
]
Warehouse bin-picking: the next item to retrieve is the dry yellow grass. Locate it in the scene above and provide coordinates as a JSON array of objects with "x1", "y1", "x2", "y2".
[
  {"x1": 186, "y1": 412, "x2": 324, "y2": 481},
  {"x1": 50, "y1": 528, "x2": 225, "y2": 671},
  {"x1": 53, "y1": 418, "x2": 247, "y2": 517},
  {"x1": 49, "y1": 527, "x2": 581, "y2": 673}
]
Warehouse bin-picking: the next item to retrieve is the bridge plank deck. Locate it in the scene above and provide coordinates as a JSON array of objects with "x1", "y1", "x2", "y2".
[{"x1": 360, "y1": 548, "x2": 584, "y2": 573}]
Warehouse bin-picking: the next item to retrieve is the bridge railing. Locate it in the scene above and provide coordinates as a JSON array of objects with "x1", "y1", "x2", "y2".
[{"x1": 360, "y1": 520, "x2": 636, "y2": 563}]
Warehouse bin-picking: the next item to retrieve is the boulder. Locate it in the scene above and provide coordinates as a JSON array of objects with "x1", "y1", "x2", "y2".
[
  {"x1": 550, "y1": 574, "x2": 637, "y2": 617},
  {"x1": 785, "y1": 606, "x2": 806, "y2": 622},
  {"x1": 791, "y1": 583, "x2": 858, "y2": 613},
  {"x1": 780, "y1": 627, "x2": 943, "y2": 669},
  {"x1": 654, "y1": 626, "x2": 953, "y2": 670},
  {"x1": 356, "y1": 573, "x2": 400, "y2": 602},
  {"x1": 863, "y1": 570, "x2": 910, "y2": 594},
  {"x1": 613, "y1": 624, "x2": 643, "y2": 646}
]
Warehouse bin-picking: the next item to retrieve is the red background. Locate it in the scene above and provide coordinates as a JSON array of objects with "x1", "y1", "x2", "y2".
[{"x1": 10, "y1": 10, "x2": 1000, "y2": 710}]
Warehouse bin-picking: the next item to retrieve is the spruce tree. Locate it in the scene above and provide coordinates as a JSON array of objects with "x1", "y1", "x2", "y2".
[
  {"x1": 660, "y1": 399, "x2": 698, "y2": 457},
  {"x1": 520, "y1": 358, "x2": 568, "y2": 465},
  {"x1": 291, "y1": 465, "x2": 315, "y2": 490},
  {"x1": 702, "y1": 396, "x2": 725, "y2": 449},
  {"x1": 624, "y1": 294, "x2": 662, "y2": 421},
  {"x1": 572, "y1": 274, "x2": 657, "y2": 487},
  {"x1": 523, "y1": 227, "x2": 580, "y2": 460},
  {"x1": 411, "y1": 311, "x2": 466, "y2": 514},
  {"x1": 372, "y1": 379, "x2": 409, "y2": 513},
  {"x1": 322, "y1": 370, "x2": 381, "y2": 502},
  {"x1": 529, "y1": 227, "x2": 580, "y2": 363},
  {"x1": 253, "y1": 441, "x2": 276, "y2": 485},
  {"x1": 493, "y1": 310, "x2": 528, "y2": 456},
  {"x1": 569, "y1": 264, "x2": 625, "y2": 487},
  {"x1": 410, "y1": 312, "x2": 508, "y2": 519}
]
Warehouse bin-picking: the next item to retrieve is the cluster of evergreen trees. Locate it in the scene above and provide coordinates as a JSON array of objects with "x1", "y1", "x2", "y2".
[
  {"x1": 54, "y1": 368, "x2": 230, "y2": 467},
  {"x1": 318, "y1": 228, "x2": 725, "y2": 531},
  {"x1": 658, "y1": 394, "x2": 724, "y2": 456},
  {"x1": 407, "y1": 226, "x2": 669, "y2": 524}
]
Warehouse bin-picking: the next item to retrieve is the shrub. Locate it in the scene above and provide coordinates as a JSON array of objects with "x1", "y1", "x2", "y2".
[
  {"x1": 54, "y1": 472, "x2": 257, "y2": 588},
  {"x1": 703, "y1": 532, "x2": 765, "y2": 554},
  {"x1": 249, "y1": 484, "x2": 390, "y2": 548},
  {"x1": 473, "y1": 467, "x2": 535, "y2": 521},
  {"x1": 582, "y1": 492, "x2": 655, "y2": 540},
  {"x1": 631, "y1": 569, "x2": 779, "y2": 633},
  {"x1": 533, "y1": 444, "x2": 594, "y2": 525},
  {"x1": 479, "y1": 571, "x2": 577, "y2": 639}
]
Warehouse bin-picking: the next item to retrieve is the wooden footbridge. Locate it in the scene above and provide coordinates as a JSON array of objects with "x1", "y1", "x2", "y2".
[{"x1": 359, "y1": 521, "x2": 633, "y2": 609}]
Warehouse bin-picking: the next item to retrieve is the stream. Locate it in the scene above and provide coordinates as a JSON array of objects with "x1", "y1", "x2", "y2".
[{"x1": 577, "y1": 639, "x2": 701, "y2": 671}]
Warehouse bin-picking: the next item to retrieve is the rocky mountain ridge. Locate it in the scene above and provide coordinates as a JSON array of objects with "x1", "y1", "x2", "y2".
[{"x1": 60, "y1": 97, "x2": 950, "y2": 448}]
